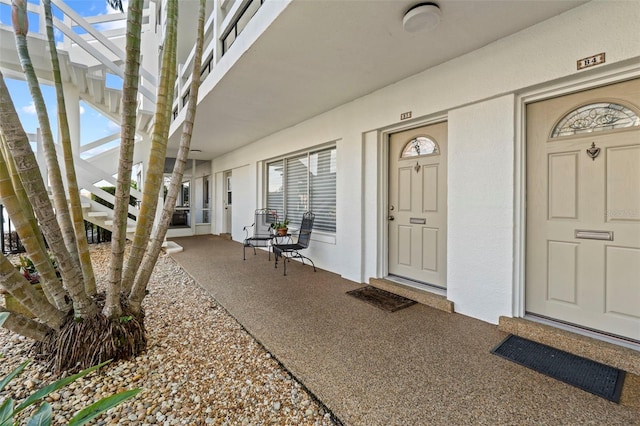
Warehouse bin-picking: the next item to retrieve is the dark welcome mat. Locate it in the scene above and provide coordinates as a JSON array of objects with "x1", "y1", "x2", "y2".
[
  {"x1": 492, "y1": 334, "x2": 626, "y2": 403},
  {"x1": 346, "y1": 286, "x2": 416, "y2": 312}
]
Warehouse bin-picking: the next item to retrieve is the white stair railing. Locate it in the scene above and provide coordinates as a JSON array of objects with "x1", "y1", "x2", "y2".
[{"x1": 0, "y1": 0, "x2": 156, "y2": 160}]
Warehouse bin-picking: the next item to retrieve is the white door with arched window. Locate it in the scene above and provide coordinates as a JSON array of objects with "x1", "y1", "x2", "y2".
[
  {"x1": 388, "y1": 122, "x2": 447, "y2": 288},
  {"x1": 526, "y1": 78, "x2": 640, "y2": 342}
]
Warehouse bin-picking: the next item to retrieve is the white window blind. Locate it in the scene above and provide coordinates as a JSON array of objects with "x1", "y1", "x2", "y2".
[
  {"x1": 309, "y1": 149, "x2": 336, "y2": 232},
  {"x1": 267, "y1": 161, "x2": 284, "y2": 220},
  {"x1": 266, "y1": 147, "x2": 336, "y2": 232},
  {"x1": 285, "y1": 155, "x2": 308, "y2": 226}
]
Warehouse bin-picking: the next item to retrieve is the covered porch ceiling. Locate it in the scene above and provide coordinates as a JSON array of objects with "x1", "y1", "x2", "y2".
[{"x1": 172, "y1": 0, "x2": 587, "y2": 160}]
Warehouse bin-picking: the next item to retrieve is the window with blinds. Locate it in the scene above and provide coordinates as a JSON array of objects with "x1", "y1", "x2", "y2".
[{"x1": 266, "y1": 147, "x2": 336, "y2": 232}]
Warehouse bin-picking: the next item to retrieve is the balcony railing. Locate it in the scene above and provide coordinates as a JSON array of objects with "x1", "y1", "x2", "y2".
[
  {"x1": 170, "y1": 0, "x2": 274, "y2": 124},
  {"x1": 221, "y1": 0, "x2": 265, "y2": 56}
]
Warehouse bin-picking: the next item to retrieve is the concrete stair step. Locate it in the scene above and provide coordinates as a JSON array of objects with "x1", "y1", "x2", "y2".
[
  {"x1": 162, "y1": 240, "x2": 183, "y2": 254},
  {"x1": 103, "y1": 220, "x2": 136, "y2": 233},
  {"x1": 87, "y1": 211, "x2": 109, "y2": 218},
  {"x1": 368, "y1": 278, "x2": 453, "y2": 313}
]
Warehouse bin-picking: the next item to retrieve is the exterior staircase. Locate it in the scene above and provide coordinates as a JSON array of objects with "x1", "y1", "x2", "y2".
[
  {"x1": 56, "y1": 50, "x2": 155, "y2": 137},
  {"x1": 0, "y1": 0, "x2": 157, "y2": 239},
  {"x1": 73, "y1": 156, "x2": 142, "y2": 240}
]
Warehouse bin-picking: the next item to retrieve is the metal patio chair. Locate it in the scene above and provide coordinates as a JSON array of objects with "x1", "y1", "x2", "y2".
[
  {"x1": 243, "y1": 208, "x2": 276, "y2": 260},
  {"x1": 273, "y1": 211, "x2": 316, "y2": 276}
]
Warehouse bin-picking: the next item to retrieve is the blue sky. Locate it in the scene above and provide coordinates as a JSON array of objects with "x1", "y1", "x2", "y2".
[{"x1": 1, "y1": 0, "x2": 124, "y2": 156}]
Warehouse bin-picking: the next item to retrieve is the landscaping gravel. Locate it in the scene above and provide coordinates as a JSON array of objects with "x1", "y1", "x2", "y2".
[{"x1": 0, "y1": 243, "x2": 336, "y2": 425}]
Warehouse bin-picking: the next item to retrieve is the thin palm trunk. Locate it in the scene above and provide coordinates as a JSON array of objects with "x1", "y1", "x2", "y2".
[
  {"x1": 43, "y1": 0, "x2": 97, "y2": 296},
  {"x1": 0, "y1": 134, "x2": 47, "y2": 257},
  {"x1": 0, "y1": 146, "x2": 71, "y2": 311},
  {"x1": 129, "y1": 0, "x2": 207, "y2": 314},
  {"x1": 0, "y1": 70, "x2": 97, "y2": 318},
  {"x1": 104, "y1": 0, "x2": 145, "y2": 318},
  {"x1": 122, "y1": 0, "x2": 178, "y2": 292},
  {"x1": 11, "y1": 1, "x2": 80, "y2": 269},
  {"x1": 0, "y1": 307, "x2": 52, "y2": 341},
  {"x1": 0, "y1": 254, "x2": 65, "y2": 330}
]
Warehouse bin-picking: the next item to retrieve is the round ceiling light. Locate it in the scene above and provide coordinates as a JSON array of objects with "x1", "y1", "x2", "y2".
[{"x1": 403, "y1": 3, "x2": 442, "y2": 33}]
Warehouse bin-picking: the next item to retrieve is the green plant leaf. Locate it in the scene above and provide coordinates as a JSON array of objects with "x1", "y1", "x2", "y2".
[
  {"x1": 26, "y1": 402, "x2": 52, "y2": 426},
  {"x1": 15, "y1": 360, "x2": 111, "y2": 414},
  {"x1": 0, "y1": 359, "x2": 30, "y2": 392},
  {"x1": 68, "y1": 388, "x2": 141, "y2": 426},
  {"x1": 0, "y1": 312, "x2": 9, "y2": 327},
  {"x1": 0, "y1": 398, "x2": 15, "y2": 426}
]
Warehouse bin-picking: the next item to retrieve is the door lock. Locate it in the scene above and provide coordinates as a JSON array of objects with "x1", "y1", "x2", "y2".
[{"x1": 388, "y1": 216, "x2": 395, "y2": 221}]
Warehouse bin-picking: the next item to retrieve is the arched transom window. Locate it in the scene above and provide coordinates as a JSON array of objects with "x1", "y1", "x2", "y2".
[
  {"x1": 400, "y1": 136, "x2": 439, "y2": 158},
  {"x1": 551, "y1": 102, "x2": 640, "y2": 138}
]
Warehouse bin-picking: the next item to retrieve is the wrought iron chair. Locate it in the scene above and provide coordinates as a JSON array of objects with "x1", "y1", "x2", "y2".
[
  {"x1": 243, "y1": 208, "x2": 276, "y2": 260},
  {"x1": 273, "y1": 211, "x2": 316, "y2": 276}
]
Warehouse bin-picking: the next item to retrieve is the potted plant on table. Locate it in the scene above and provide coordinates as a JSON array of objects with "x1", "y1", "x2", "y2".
[{"x1": 271, "y1": 217, "x2": 289, "y2": 236}]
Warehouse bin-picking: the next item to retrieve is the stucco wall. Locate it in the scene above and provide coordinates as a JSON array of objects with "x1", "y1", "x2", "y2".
[
  {"x1": 448, "y1": 96, "x2": 515, "y2": 324},
  {"x1": 207, "y1": 1, "x2": 640, "y2": 320}
]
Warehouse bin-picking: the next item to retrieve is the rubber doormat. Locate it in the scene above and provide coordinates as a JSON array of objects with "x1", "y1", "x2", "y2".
[
  {"x1": 346, "y1": 286, "x2": 416, "y2": 312},
  {"x1": 492, "y1": 334, "x2": 626, "y2": 403}
]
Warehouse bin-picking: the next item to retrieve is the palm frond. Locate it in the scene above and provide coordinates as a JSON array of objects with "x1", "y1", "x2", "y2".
[{"x1": 106, "y1": 0, "x2": 123, "y2": 13}]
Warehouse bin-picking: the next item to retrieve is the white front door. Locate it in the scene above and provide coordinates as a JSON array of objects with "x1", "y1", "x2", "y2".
[
  {"x1": 388, "y1": 122, "x2": 447, "y2": 287},
  {"x1": 526, "y1": 78, "x2": 640, "y2": 342}
]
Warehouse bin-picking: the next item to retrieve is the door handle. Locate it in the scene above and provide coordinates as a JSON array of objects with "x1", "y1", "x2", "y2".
[{"x1": 388, "y1": 216, "x2": 395, "y2": 221}]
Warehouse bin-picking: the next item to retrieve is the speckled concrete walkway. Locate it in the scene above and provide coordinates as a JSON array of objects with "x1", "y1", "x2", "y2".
[{"x1": 170, "y1": 235, "x2": 640, "y2": 426}]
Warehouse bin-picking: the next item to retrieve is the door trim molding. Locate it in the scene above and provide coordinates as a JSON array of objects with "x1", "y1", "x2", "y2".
[
  {"x1": 377, "y1": 114, "x2": 448, "y2": 281},
  {"x1": 514, "y1": 63, "x2": 640, "y2": 318}
]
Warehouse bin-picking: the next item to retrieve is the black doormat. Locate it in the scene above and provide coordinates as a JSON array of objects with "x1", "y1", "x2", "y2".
[
  {"x1": 346, "y1": 286, "x2": 416, "y2": 312},
  {"x1": 492, "y1": 334, "x2": 626, "y2": 403}
]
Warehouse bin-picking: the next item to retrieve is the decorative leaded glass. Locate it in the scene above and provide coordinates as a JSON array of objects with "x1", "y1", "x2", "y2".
[
  {"x1": 551, "y1": 102, "x2": 640, "y2": 138},
  {"x1": 401, "y1": 136, "x2": 439, "y2": 158}
]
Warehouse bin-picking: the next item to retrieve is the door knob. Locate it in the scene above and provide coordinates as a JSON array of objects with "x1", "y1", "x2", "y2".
[{"x1": 388, "y1": 216, "x2": 395, "y2": 221}]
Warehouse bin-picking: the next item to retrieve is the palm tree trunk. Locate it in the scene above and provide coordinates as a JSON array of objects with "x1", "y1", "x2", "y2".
[
  {"x1": 0, "y1": 146, "x2": 71, "y2": 312},
  {"x1": 0, "y1": 255, "x2": 65, "y2": 330},
  {"x1": 122, "y1": 0, "x2": 178, "y2": 293},
  {"x1": 12, "y1": 2, "x2": 80, "y2": 270},
  {"x1": 0, "y1": 134, "x2": 48, "y2": 257},
  {"x1": 0, "y1": 70, "x2": 97, "y2": 319},
  {"x1": 129, "y1": 0, "x2": 207, "y2": 314},
  {"x1": 43, "y1": 0, "x2": 97, "y2": 296},
  {"x1": 104, "y1": 0, "x2": 145, "y2": 319},
  {"x1": 0, "y1": 307, "x2": 52, "y2": 341}
]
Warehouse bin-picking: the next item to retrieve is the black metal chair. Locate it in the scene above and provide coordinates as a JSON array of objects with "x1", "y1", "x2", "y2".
[
  {"x1": 273, "y1": 211, "x2": 316, "y2": 276},
  {"x1": 243, "y1": 208, "x2": 276, "y2": 260}
]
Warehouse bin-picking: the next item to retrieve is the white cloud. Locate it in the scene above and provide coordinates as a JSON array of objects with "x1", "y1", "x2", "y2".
[
  {"x1": 80, "y1": 105, "x2": 86, "y2": 115},
  {"x1": 107, "y1": 121, "x2": 121, "y2": 132},
  {"x1": 22, "y1": 102, "x2": 37, "y2": 115},
  {"x1": 95, "y1": 1, "x2": 129, "y2": 31}
]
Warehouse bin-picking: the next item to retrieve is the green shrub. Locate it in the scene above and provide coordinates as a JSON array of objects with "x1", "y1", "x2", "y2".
[{"x1": 0, "y1": 313, "x2": 141, "y2": 425}]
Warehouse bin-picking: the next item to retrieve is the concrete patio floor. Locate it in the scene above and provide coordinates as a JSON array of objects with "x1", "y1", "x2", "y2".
[{"x1": 169, "y1": 235, "x2": 639, "y2": 425}]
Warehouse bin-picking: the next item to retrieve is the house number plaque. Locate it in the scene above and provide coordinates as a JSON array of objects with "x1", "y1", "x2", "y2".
[{"x1": 577, "y1": 53, "x2": 605, "y2": 70}]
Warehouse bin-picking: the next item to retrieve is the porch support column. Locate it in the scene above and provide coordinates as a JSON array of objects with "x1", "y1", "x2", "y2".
[{"x1": 62, "y1": 83, "x2": 81, "y2": 157}]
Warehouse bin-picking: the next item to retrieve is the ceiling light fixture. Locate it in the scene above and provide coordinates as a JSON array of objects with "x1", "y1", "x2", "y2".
[{"x1": 403, "y1": 2, "x2": 442, "y2": 33}]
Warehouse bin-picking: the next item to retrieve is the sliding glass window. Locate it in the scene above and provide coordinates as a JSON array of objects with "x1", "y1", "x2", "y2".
[{"x1": 266, "y1": 147, "x2": 336, "y2": 232}]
